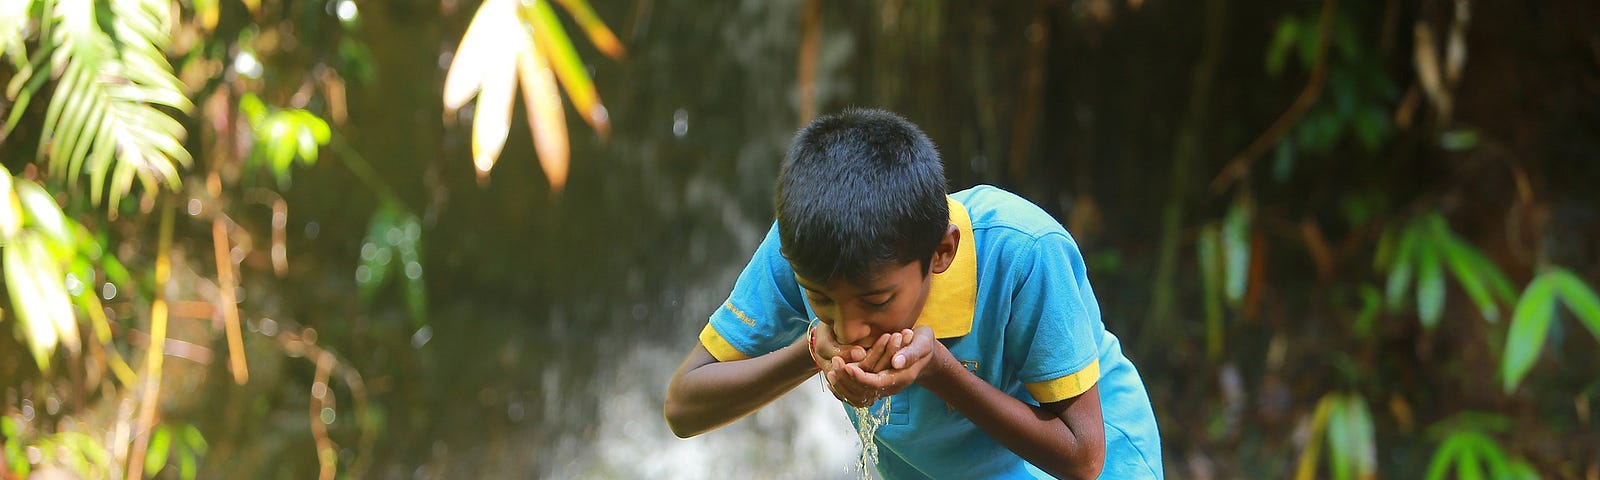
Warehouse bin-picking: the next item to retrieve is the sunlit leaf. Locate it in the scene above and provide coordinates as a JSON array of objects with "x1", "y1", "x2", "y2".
[
  {"x1": 5, "y1": 232, "x2": 79, "y2": 370},
  {"x1": 442, "y1": 0, "x2": 520, "y2": 112},
  {"x1": 525, "y1": 0, "x2": 609, "y2": 135},
  {"x1": 517, "y1": 45, "x2": 570, "y2": 190},
  {"x1": 240, "y1": 93, "x2": 268, "y2": 125},
  {"x1": 182, "y1": 424, "x2": 207, "y2": 455},
  {"x1": 471, "y1": 46, "x2": 517, "y2": 174},
  {"x1": 14, "y1": 180, "x2": 71, "y2": 254},
  {"x1": 35, "y1": 0, "x2": 191, "y2": 211},
  {"x1": 145, "y1": 425, "x2": 171, "y2": 477},
  {"x1": 553, "y1": 0, "x2": 626, "y2": 59},
  {"x1": 0, "y1": 169, "x2": 21, "y2": 241},
  {"x1": 1502, "y1": 274, "x2": 1557, "y2": 392}
]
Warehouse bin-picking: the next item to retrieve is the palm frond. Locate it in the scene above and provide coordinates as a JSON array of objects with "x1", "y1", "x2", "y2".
[{"x1": 33, "y1": 0, "x2": 191, "y2": 210}]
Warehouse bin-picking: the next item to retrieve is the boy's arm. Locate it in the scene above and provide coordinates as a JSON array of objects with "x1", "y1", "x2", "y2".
[{"x1": 663, "y1": 335, "x2": 818, "y2": 438}]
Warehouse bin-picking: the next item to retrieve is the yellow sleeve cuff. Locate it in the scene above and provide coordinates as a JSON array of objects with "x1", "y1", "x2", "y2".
[
  {"x1": 698, "y1": 323, "x2": 750, "y2": 362},
  {"x1": 1025, "y1": 359, "x2": 1100, "y2": 403}
]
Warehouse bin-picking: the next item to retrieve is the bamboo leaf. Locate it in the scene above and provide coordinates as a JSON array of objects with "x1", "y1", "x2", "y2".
[
  {"x1": 1344, "y1": 395, "x2": 1377, "y2": 479},
  {"x1": 1440, "y1": 237, "x2": 1501, "y2": 322},
  {"x1": 553, "y1": 0, "x2": 626, "y2": 59},
  {"x1": 526, "y1": 0, "x2": 609, "y2": 135},
  {"x1": 1502, "y1": 274, "x2": 1558, "y2": 393},
  {"x1": 1551, "y1": 269, "x2": 1600, "y2": 340},
  {"x1": 15, "y1": 179, "x2": 71, "y2": 247},
  {"x1": 1386, "y1": 224, "x2": 1417, "y2": 312},
  {"x1": 0, "y1": 168, "x2": 21, "y2": 241},
  {"x1": 442, "y1": 0, "x2": 518, "y2": 111},
  {"x1": 145, "y1": 425, "x2": 171, "y2": 477},
  {"x1": 7, "y1": 234, "x2": 61, "y2": 369},
  {"x1": 1294, "y1": 394, "x2": 1336, "y2": 480},
  {"x1": 471, "y1": 45, "x2": 517, "y2": 175},
  {"x1": 357, "y1": 206, "x2": 400, "y2": 300},
  {"x1": 1415, "y1": 233, "x2": 1445, "y2": 329},
  {"x1": 1327, "y1": 396, "x2": 1353, "y2": 480},
  {"x1": 517, "y1": 44, "x2": 570, "y2": 190},
  {"x1": 1222, "y1": 200, "x2": 1250, "y2": 306}
]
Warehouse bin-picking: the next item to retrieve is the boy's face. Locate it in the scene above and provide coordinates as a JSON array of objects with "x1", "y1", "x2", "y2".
[{"x1": 796, "y1": 225, "x2": 959, "y2": 349}]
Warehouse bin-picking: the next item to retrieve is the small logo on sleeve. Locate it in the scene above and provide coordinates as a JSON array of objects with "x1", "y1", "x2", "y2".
[{"x1": 725, "y1": 301, "x2": 757, "y2": 326}]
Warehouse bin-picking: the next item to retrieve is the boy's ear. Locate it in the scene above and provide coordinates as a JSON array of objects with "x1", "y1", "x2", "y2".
[{"x1": 929, "y1": 224, "x2": 959, "y2": 275}]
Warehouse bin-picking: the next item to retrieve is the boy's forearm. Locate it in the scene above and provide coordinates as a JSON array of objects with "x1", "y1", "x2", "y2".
[
  {"x1": 664, "y1": 336, "x2": 819, "y2": 438},
  {"x1": 917, "y1": 346, "x2": 1106, "y2": 479}
]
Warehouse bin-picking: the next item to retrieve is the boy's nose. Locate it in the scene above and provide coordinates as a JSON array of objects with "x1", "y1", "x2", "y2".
[{"x1": 832, "y1": 317, "x2": 872, "y2": 346}]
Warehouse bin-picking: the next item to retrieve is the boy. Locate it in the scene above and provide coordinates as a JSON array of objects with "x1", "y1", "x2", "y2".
[{"x1": 664, "y1": 109, "x2": 1162, "y2": 479}]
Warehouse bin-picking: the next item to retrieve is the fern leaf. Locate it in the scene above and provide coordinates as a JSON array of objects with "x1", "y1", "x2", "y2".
[{"x1": 36, "y1": 0, "x2": 190, "y2": 210}]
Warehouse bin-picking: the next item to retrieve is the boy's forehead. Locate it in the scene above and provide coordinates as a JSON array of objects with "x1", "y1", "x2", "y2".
[{"x1": 793, "y1": 262, "x2": 913, "y2": 293}]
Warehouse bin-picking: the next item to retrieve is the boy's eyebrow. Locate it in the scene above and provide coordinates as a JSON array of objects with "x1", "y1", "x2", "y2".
[{"x1": 795, "y1": 278, "x2": 895, "y2": 297}]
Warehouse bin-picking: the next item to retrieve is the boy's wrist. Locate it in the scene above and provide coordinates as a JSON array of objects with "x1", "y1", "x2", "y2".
[{"x1": 788, "y1": 334, "x2": 822, "y2": 375}]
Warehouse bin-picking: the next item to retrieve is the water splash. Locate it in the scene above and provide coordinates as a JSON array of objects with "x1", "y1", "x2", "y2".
[{"x1": 851, "y1": 396, "x2": 891, "y2": 479}]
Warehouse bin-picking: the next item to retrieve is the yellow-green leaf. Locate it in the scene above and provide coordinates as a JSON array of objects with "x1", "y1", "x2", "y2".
[
  {"x1": 1502, "y1": 274, "x2": 1558, "y2": 393},
  {"x1": 525, "y1": 0, "x2": 609, "y2": 135},
  {"x1": 1551, "y1": 268, "x2": 1600, "y2": 340},
  {"x1": 517, "y1": 45, "x2": 569, "y2": 190},
  {"x1": 553, "y1": 0, "x2": 626, "y2": 59},
  {"x1": 0, "y1": 169, "x2": 20, "y2": 241}
]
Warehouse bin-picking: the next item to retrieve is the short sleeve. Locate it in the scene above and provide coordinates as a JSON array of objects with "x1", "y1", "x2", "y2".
[
  {"x1": 699, "y1": 223, "x2": 812, "y2": 362},
  {"x1": 1005, "y1": 232, "x2": 1104, "y2": 403}
]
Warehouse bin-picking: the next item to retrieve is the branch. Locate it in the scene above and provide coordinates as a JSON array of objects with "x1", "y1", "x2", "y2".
[{"x1": 1209, "y1": 0, "x2": 1337, "y2": 195}]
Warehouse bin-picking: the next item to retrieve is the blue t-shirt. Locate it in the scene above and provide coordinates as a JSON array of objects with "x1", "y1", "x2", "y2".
[{"x1": 699, "y1": 185, "x2": 1163, "y2": 479}]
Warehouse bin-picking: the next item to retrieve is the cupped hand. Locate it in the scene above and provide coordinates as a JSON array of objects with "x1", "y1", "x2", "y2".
[{"x1": 836, "y1": 325, "x2": 940, "y2": 402}]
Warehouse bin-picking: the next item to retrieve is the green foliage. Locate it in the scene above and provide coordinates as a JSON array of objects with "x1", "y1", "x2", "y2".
[
  {"x1": 144, "y1": 423, "x2": 207, "y2": 480},
  {"x1": 1296, "y1": 392, "x2": 1375, "y2": 480},
  {"x1": 1501, "y1": 267, "x2": 1600, "y2": 392},
  {"x1": 357, "y1": 203, "x2": 428, "y2": 325},
  {"x1": 240, "y1": 93, "x2": 331, "y2": 188},
  {"x1": 1262, "y1": 8, "x2": 1396, "y2": 182},
  {"x1": 1423, "y1": 419, "x2": 1538, "y2": 480},
  {"x1": 1196, "y1": 195, "x2": 1252, "y2": 358},
  {"x1": 0, "y1": 167, "x2": 82, "y2": 371},
  {"x1": 3, "y1": 0, "x2": 192, "y2": 211},
  {"x1": 2, "y1": 417, "x2": 28, "y2": 477},
  {"x1": 1378, "y1": 213, "x2": 1515, "y2": 330},
  {"x1": 2, "y1": 418, "x2": 115, "y2": 478}
]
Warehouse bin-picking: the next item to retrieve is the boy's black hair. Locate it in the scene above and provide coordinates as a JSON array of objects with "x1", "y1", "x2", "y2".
[{"x1": 776, "y1": 108, "x2": 949, "y2": 286}]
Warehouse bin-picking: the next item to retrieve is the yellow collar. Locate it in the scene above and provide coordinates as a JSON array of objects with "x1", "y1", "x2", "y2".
[{"x1": 916, "y1": 197, "x2": 977, "y2": 338}]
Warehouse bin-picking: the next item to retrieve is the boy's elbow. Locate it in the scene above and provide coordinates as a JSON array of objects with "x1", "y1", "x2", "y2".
[{"x1": 662, "y1": 396, "x2": 703, "y2": 438}]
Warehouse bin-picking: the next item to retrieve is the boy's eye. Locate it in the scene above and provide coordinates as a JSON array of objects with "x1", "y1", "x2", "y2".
[
  {"x1": 865, "y1": 296, "x2": 892, "y2": 308},
  {"x1": 810, "y1": 296, "x2": 834, "y2": 306}
]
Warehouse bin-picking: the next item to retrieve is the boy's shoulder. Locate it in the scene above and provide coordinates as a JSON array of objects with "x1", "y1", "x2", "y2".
[{"x1": 952, "y1": 185, "x2": 1068, "y2": 242}]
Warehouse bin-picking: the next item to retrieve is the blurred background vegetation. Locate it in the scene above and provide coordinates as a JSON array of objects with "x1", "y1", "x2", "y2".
[{"x1": 0, "y1": 0, "x2": 1597, "y2": 478}]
